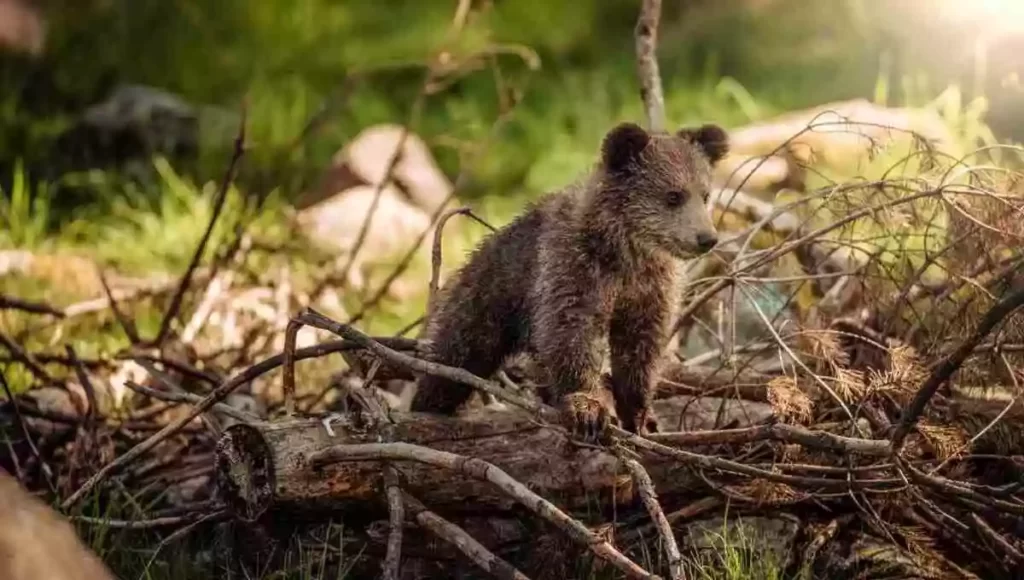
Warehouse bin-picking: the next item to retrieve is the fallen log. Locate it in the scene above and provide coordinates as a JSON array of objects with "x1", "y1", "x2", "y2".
[{"x1": 215, "y1": 395, "x2": 774, "y2": 522}]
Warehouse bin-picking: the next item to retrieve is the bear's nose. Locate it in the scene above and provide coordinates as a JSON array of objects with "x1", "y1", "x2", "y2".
[{"x1": 696, "y1": 232, "x2": 718, "y2": 252}]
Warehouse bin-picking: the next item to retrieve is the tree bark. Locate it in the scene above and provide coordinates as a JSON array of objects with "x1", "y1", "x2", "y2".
[{"x1": 215, "y1": 395, "x2": 773, "y2": 522}]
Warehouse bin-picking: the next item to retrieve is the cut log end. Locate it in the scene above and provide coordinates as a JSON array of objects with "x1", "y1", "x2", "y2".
[{"x1": 216, "y1": 423, "x2": 275, "y2": 522}]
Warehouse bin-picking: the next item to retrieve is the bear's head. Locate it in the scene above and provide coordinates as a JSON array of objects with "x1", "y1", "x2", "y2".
[{"x1": 597, "y1": 121, "x2": 728, "y2": 260}]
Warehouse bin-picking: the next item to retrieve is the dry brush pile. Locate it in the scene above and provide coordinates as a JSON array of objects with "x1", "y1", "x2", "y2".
[{"x1": 4, "y1": 2, "x2": 1024, "y2": 580}]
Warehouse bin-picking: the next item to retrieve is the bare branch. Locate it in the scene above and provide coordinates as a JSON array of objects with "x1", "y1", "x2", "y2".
[
  {"x1": 311, "y1": 442, "x2": 662, "y2": 579},
  {"x1": 0, "y1": 369, "x2": 55, "y2": 492},
  {"x1": 649, "y1": 422, "x2": 888, "y2": 456},
  {"x1": 0, "y1": 329, "x2": 54, "y2": 386},
  {"x1": 0, "y1": 294, "x2": 64, "y2": 318},
  {"x1": 154, "y1": 101, "x2": 247, "y2": 346},
  {"x1": 122, "y1": 380, "x2": 257, "y2": 425},
  {"x1": 891, "y1": 285, "x2": 1024, "y2": 452},
  {"x1": 64, "y1": 345, "x2": 98, "y2": 427},
  {"x1": 382, "y1": 468, "x2": 405, "y2": 580},
  {"x1": 615, "y1": 450, "x2": 683, "y2": 580},
  {"x1": 635, "y1": 0, "x2": 666, "y2": 132},
  {"x1": 283, "y1": 318, "x2": 302, "y2": 417},
  {"x1": 295, "y1": 308, "x2": 554, "y2": 420},
  {"x1": 96, "y1": 265, "x2": 140, "y2": 344},
  {"x1": 969, "y1": 513, "x2": 1024, "y2": 565},
  {"x1": 429, "y1": 206, "x2": 496, "y2": 315},
  {"x1": 403, "y1": 492, "x2": 532, "y2": 580},
  {"x1": 70, "y1": 510, "x2": 227, "y2": 530}
]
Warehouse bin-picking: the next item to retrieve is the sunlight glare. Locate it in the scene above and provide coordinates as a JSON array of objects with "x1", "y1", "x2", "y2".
[{"x1": 939, "y1": 0, "x2": 1024, "y2": 33}]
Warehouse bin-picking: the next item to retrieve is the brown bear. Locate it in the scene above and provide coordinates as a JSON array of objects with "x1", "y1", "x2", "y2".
[{"x1": 411, "y1": 121, "x2": 728, "y2": 439}]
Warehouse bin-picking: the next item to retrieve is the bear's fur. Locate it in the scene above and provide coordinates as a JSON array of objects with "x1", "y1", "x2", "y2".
[{"x1": 411, "y1": 121, "x2": 728, "y2": 438}]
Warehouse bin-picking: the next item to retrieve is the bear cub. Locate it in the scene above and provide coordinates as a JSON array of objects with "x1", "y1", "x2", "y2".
[{"x1": 412, "y1": 121, "x2": 728, "y2": 439}]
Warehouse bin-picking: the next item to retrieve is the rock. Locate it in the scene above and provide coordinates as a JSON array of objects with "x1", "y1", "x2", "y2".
[
  {"x1": 727, "y1": 98, "x2": 959, "y2": 164},
  {"x1": 52, "y1": 84, "x2": 200, "y2": 178},
  {"x1": 294, "y1": 123, "x2": 462, "y2": 300},
  {"x1": 295, "y1": 182, "x2": 434, "y2": 296},
  {"x1": 714, "y1": 154, "x2": 794, "y2": 197},
  {"x1": 20, "y1": 387, "x2": 82, "y2": 437},
  {"x1": 340, "y1": 123, "x2": 454, "y2": 214},
  {"x1": 0, "y1": 0, "x2": 45, "y2": 57},
  {"x1": 0, "y1": 470, "x2": 116, "y2": 580}
]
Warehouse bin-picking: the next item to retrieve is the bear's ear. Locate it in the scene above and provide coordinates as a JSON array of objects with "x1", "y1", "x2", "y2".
[
  {"x1": 677, "y1": 124, "x2": 729, "y2": 165},
  {"x1": 601, "y1": 122, "x2": 650, "y2": 175}
]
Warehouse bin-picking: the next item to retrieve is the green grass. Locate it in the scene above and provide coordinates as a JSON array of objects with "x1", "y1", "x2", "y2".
[
  {"x1": 0, "y1": 159, "x2": 54, "y2": 249},
  {"x1": 683, "y1": 514, "x2": 789, "y2": 580}
]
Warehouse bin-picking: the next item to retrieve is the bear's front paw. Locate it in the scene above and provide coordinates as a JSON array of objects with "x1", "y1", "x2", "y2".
[
  {"x1": 558, "y1": 391, "x2": 620, "y2": 443},
  {"x1": 622, "y1": 406, "x2": 660, "y2": 436}
]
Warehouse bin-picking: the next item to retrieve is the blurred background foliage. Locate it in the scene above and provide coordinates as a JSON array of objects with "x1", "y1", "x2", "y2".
[{"x1": 1, "y1": 0, "x2": 1022, "y2": 266}]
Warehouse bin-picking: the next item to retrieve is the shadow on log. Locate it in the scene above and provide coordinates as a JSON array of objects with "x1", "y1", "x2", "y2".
[{"x1": 215, "y1": 395, "x2": 773, "y2": 522}]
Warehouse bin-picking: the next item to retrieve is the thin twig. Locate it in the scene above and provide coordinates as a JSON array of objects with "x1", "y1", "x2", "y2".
[
  {"x1": 96, "y1": 264, "x2": 141, "y2": 344},
  {"x1": 929, "y1": 352, "x2": 1023, "y2": 476},
  {"x1": 336, "y1": 121, "x2": 416, "y2": 290},
  {"x1": 64, "y1": 345, "x2": 98, "y2": 428},
  {"x1": 0, "y1": 294, "x2": 64, "y2": 318},
  {"x1": 382, "y1": 468, "x2": 404, "y2": 580},
  {"x1": 283, "y1": 319, "x2": 302, "y2": 417},
  {"x1": 122, "y1": 380, "x2": 257, "y2": 425},
  {"x1": 346, "y1": 88, "x2": 519, "y2": 324},
  {"x1": 333, "y1": 15, "x2": 487, "y2": 294},
  {"x1": 3, "y1": 434, "x2": 25, "y2": 481},
  {"x1": 295, "y1": 308, "x2": 553, "y2": 419},
  {"x1": 153, "y1": 102, "x2": 247, "y2": 346},
  {"x1": 615, "y1": 448, "x2": 683, "y2": 580},
  {"x1": 346, "y1": 358, "x2": 405, "y2": 580},
  {"x1": 403, "y1": 491, "x2": 532, "y2": 580},
  {"x1": 132, "y1": 358, "x2": 227, "y2": 434},
  {"x1": 616, "y1": 426, "x2": 900, "y2": 492},
  {"x1": 891, "y1": 285, "x2": 1024, "y2": 452},
  {"x1": 311, "y1": 443, "x2": 661, "y2": 579},
  {"x1": 58, "y1": 271, "x2": 211, "y2": 320},
  {"x1": 674, "y1": 186, "x2": 996, "y2": 336},
  {"x1": 396, "y1": 315, "x2": 425, "y2": 337},
  {"x1": 428, "y1": 206, "x2": 496, "y2": 314},
  {"x1": 736, "y1": 281, "x2": 855, "y2": 421},
  {"x1": 0, "y1": 369, "x2": 55, "y2": 492},
  {"x1": 648, "y1": 422, "x2": 889, "y2": 456},
  {"x1": 70, "y1": 511, "x2": 226, "y2": 529},
  {"x1": 126, "y1": 352, "x2": 220, "y2": 386},
  {"x1": 180, "y1": 266, "x2": 235, "y2": 344},
  {"x1": 898, "y1": 457, "x2": 1024, "y2": 517},
  {"x1": 969, "y1": 512, "x2": 1024, "y2": 564},
  {"x1": 619, "y1": 496, "x2": 722, "y2": 545},
  {"x1": 137, "y1": 510, "x2": 232, "y2": 575},
  {"x1": 0, "y1": 329, "x2": 54, "y2": 385}
]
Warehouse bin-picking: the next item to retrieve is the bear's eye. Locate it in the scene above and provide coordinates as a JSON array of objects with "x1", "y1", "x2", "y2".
[{"x1": 665, "y1": 190, "x2": 687, "y2": 207}]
